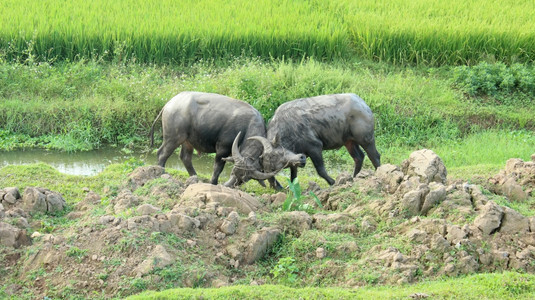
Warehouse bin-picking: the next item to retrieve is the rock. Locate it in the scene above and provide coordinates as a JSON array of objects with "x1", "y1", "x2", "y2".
[
  {"x1": 278, "y1": 211, "x2": 312, "y2": 235},
  {"x1": 407, "y1": 229, "x2": 427, "y2": 243},
  {"x1": 445, "y1": 225, "x2": 466, "y2": 244},
  {"x1": 0, "y1": 203, "x2": 4, "y2": 219},
  {"x1": 473, "y1": 201, "x2": 504, "y2": 235},
  {"x1": 137, "y1": 204, "x2": 161, "y2": 216},
  {"x1": 129, "y1": 166, "x2": 165, "y2": 188},
  {"x1": 220, "y1": 211, "x2": 239, "y2": 235},
  {"x1": 166, "y1": 213, "x2": 200, "y2": 231},
  {"x1": 402, "y1": 149, "x2": 447, "y2": 184},
  {"x1": 420, "y1": 182, "x2": 446, "y2": 215},
  {"x1": 113, "y1": 190, "x2": 139, "y2": 213},
  {"x1": 430, "y1": 234, "x2": 450, "y2": 252},
  {"x1": 532, "y1": 153, "x2": 535, "y2": 162},
  {"x1": 402, "y1": 189, "x2": 424, "y2": 216},
  {"x1": 0, "y1": 222, "x2": 30, "y2": 248},
  {"x1": 499, "y1": 207, "x2": 529, "y2": 234},
  {"x1": 335, "y1": 172, "x2": 353, "y2": 186},
  {"x1": 316, "y1": 247, "x2": 326, "y2": 259},
  {"x1": 22, "y1": 187, "x2": 66, "y2": 214},
  {"x1": 185, "y1": 175, "x2": 199, "y2": 187},
  {"x1": 2, "y1": 187, "x2": 20, "y2": 204},
  {"x1": 375, "y1": 164, "x2": 404, "y2": 194},
  {"x1": 133, "y1": 245, "x2": 174, "y2": 276},
  {"x1": 361, "y1": 216, "x2": 377, "y2": 232},
  {"x1": 502, "y1": 177, "x2": 528, "y2": 202},
  {"x1": 271, "y1": 192, "x2": 287, "y2": 207},
  {"x1": 22, "y1": 187, "x2": 47, "y2": 214},
  {"x1": 244, "y1": 227, "x2": 281, "y2": 264},
  {"x1": 181, "y1": 183, "x2": 262, "y2": 214},
  {"x1": 505, "y1": 158, "x2": 524, "y2": 174}
]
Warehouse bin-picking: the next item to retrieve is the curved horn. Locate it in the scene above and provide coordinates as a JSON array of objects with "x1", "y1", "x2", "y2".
[
  {"x1": 248, "y1": 136, "x2": 273, "y2": 153},
  {"x1": 231, "y1": 131, "x2": 245, "y2": 165},
  {"x1": 250, "y1": 170, "x2": 278, "y2": 180}
]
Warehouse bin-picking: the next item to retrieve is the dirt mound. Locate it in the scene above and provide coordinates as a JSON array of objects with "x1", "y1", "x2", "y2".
[{"x1": 1, "y1": 150, "x2": 534, "y2": 298}]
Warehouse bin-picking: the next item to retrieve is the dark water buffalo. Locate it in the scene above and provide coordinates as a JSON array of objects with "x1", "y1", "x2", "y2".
[
  {"x1": 265, "y1": 93, "x2": 381, "y2": 185},
  {"x1": 150, "y1": 91, "x2": 305, "y2": 187}
]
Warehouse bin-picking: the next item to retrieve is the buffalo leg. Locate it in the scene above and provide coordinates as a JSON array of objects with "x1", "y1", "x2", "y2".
[
  {"x1": 290, "y1": 166, "x2": 298, "y2": 183},
  {"x1": 308, "y1": 150, "x2": 335, "y2": 185},
  {"x1": 268, "y1": 177, "x2": 283, "y2": 190},
  {"x1": 362, "y1": 141, "x2": 381, "y2": 170},
  {"x1": 211, "y1": 153, "x2": 227, "y2": 185},
  {"x1": 345, "y1": 141, "x2": 365, "y2": 177},
  {"x1": 157, "y1": 139, "x2": 182, "y2": 168},
  {"x1": 179, "y1": 142, "x2": 196, "y2": 176}
]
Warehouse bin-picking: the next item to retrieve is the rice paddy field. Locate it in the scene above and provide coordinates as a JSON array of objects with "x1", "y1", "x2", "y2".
[{"x1": 1, "y1": 0, "x2": 534, "y2": 65}]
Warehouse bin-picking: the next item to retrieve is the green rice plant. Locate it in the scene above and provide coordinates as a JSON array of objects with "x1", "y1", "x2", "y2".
[
  {"x1": 282, "y1": 178, "x2": 322, "y2": 213},
  {"x1": 0, "y1": 0, "x2": 533, "y2": 65}
]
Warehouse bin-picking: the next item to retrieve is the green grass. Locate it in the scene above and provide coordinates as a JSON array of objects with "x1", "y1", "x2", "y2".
[
  {"x1": 1, "y1": 0, "x2": 534, "y2": 65},
  {"x1": 1, "y1": 58, "x2": 533, "y2": 153},
  {"x1": 126, "y1": 272, "x2": 535, "y2": 299}
]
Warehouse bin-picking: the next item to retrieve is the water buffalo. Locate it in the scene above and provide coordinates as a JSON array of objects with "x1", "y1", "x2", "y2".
[
  {"x1": 149, "y1": 91, "x2": 305, "y2": 187},
  {"x1": 265, "y1": 93, "x2": 381, "y2": 185}
]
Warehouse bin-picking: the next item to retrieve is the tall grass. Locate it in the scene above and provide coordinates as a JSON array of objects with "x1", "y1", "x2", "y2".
[
  {"x1": 1, "y1": 57, "x2": 534, "y2": 152},
  {"x1": 0, "y1": 0, "x2": 533, "y2": 65}
]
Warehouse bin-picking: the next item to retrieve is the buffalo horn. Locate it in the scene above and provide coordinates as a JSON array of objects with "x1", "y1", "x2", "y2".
[
  {"x1": 231, "y1": 131, "x2": 245, "y2": 165},
  {"x1": 248, "y1": 136, "x2": 273, "y2": 153}
]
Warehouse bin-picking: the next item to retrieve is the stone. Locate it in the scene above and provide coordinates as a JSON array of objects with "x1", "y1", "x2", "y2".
[
  {"x1": 499, "y1": 207, "x2": 529, "y2": 234},
  {"x1": 129, "y1": 166, "x2": 165, "y2": 188},
  {"x1": 375, "y1": 164, "x2": 404, "y2": 194},
  {"x1": 502, "y1": 177, "x2": 528, "y2": 202},
  {"x1": 361, "y1": 216, "x2": 377, "y2": 232},
  {"x1": 420, "y1": 182, "x2": 446, "y2": 215},
  {"x1": 335, "y1": 172, "x2": 353, "y2": 186},
  {"x1": 113, "y1": 190, "x2": 139, "y2": 213},
  {"x1": 181, "y1": 183, "x2": 262, "y2": 214},
  {"x1": 278, "y1": 211, "x2": 312, "y2": 235},
  {"x1": 402, "y1": 149, "x2": 447, "y2": 184},
  {"x1": 22, "y1": 187, "x2": 48, "y2": 214},
  {"x1": 220, "y1": 211, "x2": 239, "y2": 235},
  {"x1": 316, "y1": 247, "x2": 326, "y2": 259},
  {"x1": 271, "y1": 192, "x2": 287, "y2": 207},
  {"x1": 0, "y1": 222, "x2": 30, "y2": 248},
  {"x1": 133, "y1": 245, "x2": 173, "y2": 276},
  {"x1": 473, "y1": 201, "x2": 504, "y2": 235},
  {"x1": 2, "y1": 187, "x2": 20, "y2": 204},
  {"x1": 167, "y1": 213, "x2": 200, "y2": 231},
  {"x1": 445, "y1": 225, "x2": 466, "y2": 244},
  {"x1": 244, "y1": 227, "x2": 281, "y2": 264},
  {"x1": 137, "y1": 204, "x2": 161, "y2": 216}
]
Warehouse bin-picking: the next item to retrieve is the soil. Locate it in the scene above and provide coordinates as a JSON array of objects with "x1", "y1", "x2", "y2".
[{"x1": 1, "y1": 150, "x2": 534, "y2": 299}]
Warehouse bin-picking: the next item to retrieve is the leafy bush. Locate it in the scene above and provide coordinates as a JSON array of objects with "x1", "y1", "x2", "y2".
[{"x1": 452, "y1": 62, "x2": 535, "y2": 105}]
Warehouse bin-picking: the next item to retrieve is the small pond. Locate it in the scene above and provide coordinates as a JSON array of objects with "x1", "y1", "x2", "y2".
[{"x1": 0, "y1": 148, "x2": 221, "y2": 176}]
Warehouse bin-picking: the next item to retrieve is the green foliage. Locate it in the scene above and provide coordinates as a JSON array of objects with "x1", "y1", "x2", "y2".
[
  {"x1": 65, "y1": 247, "x2": 88, "y2": 262},
  {"x1": 270, "y1": 257, "x2": 299, "y2": 285},
  {"x1": 282, "y1": 178, "x2": 322, "y2": 213},
  {"x1": 1, "y1": 0, "x2": 534, "y2": 65},
  {"x1": 452, "y1": 62, "x2": 535, "y2": 106}
]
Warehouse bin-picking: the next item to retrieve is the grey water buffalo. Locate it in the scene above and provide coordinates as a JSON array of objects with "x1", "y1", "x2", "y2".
[
  {"x1": 265, "y1": 93, "x2": 381, "y2": 185},
  {"x1": 149, "y1": 91, "x2": 305, "y2": 187}
]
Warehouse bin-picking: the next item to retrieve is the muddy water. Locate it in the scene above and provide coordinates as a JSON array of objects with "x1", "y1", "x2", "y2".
[{"x1": 0, "y1": 148, "x2": 222, "y2": 176}]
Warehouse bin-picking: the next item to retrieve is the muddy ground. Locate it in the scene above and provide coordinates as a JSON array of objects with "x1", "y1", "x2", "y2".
[{"x1": 1, "y1": 149, "x2": 535, "y2": 299}]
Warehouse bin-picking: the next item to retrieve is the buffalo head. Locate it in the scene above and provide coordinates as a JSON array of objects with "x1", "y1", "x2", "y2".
[{"x1": 223, "y1": 132, "x2": 306, "y2": 188}]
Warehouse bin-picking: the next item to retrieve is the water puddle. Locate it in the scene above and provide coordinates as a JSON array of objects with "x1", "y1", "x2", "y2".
[{"x1": 0, "y1": 148, "x2": 221, "y2": 176}]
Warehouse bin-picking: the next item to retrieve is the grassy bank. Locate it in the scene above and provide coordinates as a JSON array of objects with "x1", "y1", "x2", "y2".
[
  {"x1": 127, "y1": 272, "x2": 535, "y2": 299},
  {"x1": 1, "y1": 0, "x2": 534, "y2": 65},
  {"x1": 1, "y1": 58, "x2": 534, "y2": 179}
]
